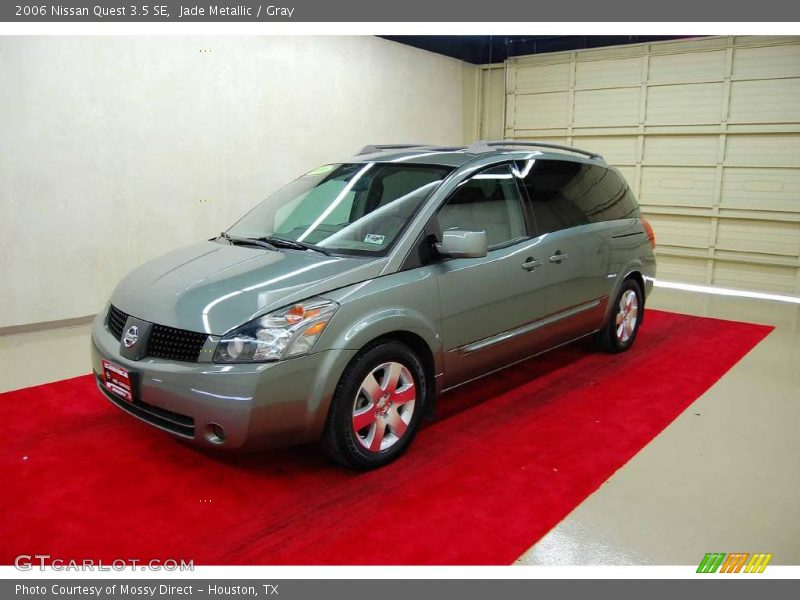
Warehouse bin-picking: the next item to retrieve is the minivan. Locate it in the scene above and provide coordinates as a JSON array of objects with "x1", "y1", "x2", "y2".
[{"x1": 92, "y1": 141, "x2": 657, "y2": 469}]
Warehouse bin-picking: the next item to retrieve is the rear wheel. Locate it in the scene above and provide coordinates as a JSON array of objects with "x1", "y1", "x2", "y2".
[
  {"x1": 596, "y1": 278, "x2": 643, "y2": 353},
  {"x1": 321, "y1": 341, "x2": 426, "y2": 470}
]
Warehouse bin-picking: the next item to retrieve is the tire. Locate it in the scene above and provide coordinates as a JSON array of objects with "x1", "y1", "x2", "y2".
[
  {"x1": 596, "y1": 278, "x2": 644, "y2": 353},
  {"x1": 321, "y1": 340, "x2": 427, "y2": 470}
]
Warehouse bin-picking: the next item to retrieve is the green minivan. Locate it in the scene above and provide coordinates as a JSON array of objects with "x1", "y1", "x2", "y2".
[{"x1": 92, "y1": 141, "x2": 656, "y2": 469}]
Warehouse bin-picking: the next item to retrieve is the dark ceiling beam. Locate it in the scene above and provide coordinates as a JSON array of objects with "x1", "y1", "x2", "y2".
[{"x1": 379, "y1": 35, "x2": 693, "y2": 64}]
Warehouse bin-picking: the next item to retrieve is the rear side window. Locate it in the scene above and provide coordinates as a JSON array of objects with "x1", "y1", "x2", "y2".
[{"x1": 518, "y1": 159, "x2": 639, "y2": 235}]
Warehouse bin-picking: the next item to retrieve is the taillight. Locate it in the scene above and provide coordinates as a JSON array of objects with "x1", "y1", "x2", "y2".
[{"x1": 641, "y1": 217, "x2": 656, "y2": 249}]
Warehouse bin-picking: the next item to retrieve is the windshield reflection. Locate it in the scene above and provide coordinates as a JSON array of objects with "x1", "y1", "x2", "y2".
[{"x1": 227, "y1": 162, "x2": 453, "y2": 257}]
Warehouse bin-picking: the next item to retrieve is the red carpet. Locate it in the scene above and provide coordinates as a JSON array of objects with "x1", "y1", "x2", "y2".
[{"x1": 0, "y1": 310, "x2": 771, "y2": 565}]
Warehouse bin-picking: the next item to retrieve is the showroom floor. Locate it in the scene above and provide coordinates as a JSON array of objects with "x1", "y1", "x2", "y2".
[
  {"x1": 1, "y1": 286, "x2": 798, "y2": 565},
  {"x1": 518, "y1": 287, "x2": 800, "y2": 566}
]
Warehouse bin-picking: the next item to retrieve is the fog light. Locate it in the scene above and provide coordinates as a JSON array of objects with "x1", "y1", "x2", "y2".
[{"x1": 205, "y1": 423, "x2": 226, "y2": 445}]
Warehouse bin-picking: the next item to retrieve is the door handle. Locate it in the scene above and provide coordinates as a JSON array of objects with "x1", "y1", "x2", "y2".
[
  {"x1": 549, "y1": 251, "x2": 568, "y2": 263},
  {"x1": 521, "y1": 257, "x2": 542, "y2": 271}
]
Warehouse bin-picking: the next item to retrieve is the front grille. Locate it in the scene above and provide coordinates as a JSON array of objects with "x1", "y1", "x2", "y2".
[
  {"x1": 97, "y1": 375, "x2": 195, "y2": 437},
  {"x1": 148, "y1": 324, "x2": 208, "y2": 362},
  {"x1": 106, "y1": 305, "x2": 208, "y2": 363},
  {"x1": 107, "y1": 305, "x2": 128, "y2": 340}
]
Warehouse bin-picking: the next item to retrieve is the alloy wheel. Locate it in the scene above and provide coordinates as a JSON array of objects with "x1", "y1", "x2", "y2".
[
  {"x1": 616, "y1": 289, "x2": 639, "y2": 343},
  {"x1": 352, "y1": 361, "x2": 416, "y2": 452}
]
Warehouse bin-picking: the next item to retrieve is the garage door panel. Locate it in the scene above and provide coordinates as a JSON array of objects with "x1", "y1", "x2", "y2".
[
  {"x1": 646, "y1": 83, "x2": 724, "y2": 125},
  {"x1": 732, "y1": 44, "x2": 800, "y2": 79},
  {"x1": 649, "y1": 51, "x2": 726, "y2": 83},
  {"x1": 712, "y1": 261, "x2": 798, "y2": 294},
  {"x1": 574, "y1": 88, "x2": 640, "y2": 127},
  {"x1": 716, "y1": 219, "x2": 800, "y2": 256},
  {"x1": 721, "y1": 168, "x2": 800, "y2": 212},
  {"x1": 729, "y1": 79, "x2": 800, "y2": 124},
  {"x1": 575, "y1": 57, "x2": 641, "y2": 88},
  {"x1": 513, "y1": 92, "x2": 569, "y2": 130},
  {"x1": 654, "y1": 255, "x2": 708, "y2": 283},
  {"x1": 615, "y1": 165, "x2": 636, "y2": 187},
  {"x1": 646, "y1": 215, "x2": 713, "y2": 249},
  {"x1": 515, "y1": 64, "x2": 571, "y2": 94},
  {"x1": 725, "y1": 134, "x2": 800, "y2": 168},
  {"x1": 505, "y1": 37, "x2": 800, "y2": 295},
  {"x1": 517, "y1": 136, "x2": 569, "y2": 146},
  {"x1": 640, "y1": 167, "x2": 717, "y2": 208},
  {"x1": 644, "y1": 135, "x2": 719, "y2": 165},
  {"x1": 572, "y1": 136, "x2": 638, "y2": 165}
]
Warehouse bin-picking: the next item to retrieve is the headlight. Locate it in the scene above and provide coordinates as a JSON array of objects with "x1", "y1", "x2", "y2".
[{"x1": 213, "y1": 298, "x2": 338, "y2": 363}]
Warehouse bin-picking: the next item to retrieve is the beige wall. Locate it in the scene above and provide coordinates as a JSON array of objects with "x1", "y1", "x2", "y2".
[
  {"x1": 462, "y1": 64, "x2": 505, "y2": 142},
  {"x1": 0, "y1": 36, "x2": 466, "y2": 328}
]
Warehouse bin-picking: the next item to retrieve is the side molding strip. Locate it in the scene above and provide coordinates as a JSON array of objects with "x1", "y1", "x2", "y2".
[{"x1": 456, "y1": 298, "x2": 602, "y2": 355}]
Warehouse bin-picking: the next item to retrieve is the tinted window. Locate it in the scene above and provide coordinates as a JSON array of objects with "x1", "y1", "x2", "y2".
[
  {"x1": 517, "y1": 159, "x2": 639, "y2": 235},
  {"x1": 438, "y1": 165, "x2": 527, "y2": 248}
]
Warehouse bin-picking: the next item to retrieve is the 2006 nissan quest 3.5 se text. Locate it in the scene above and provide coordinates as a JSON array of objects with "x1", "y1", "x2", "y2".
[{"x1": 92, "y1": 141, "x2": 656, "y2": 469}]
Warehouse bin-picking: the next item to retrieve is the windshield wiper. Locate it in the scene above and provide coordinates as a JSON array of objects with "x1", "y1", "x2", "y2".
[
  {"x1": 256, "y1": 236, "x2": 332, "y2": 256},
  {"x1": 219, "y1": 232, "x2": 278, "y2": 252}
]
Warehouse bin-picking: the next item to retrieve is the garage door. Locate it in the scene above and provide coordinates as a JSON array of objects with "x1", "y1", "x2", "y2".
[{"x1": 502, "y1": 36, "x2": 800, "y2": 295}]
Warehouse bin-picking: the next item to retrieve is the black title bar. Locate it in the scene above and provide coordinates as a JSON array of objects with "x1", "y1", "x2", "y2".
[{"x1": 2, "y1": 0, "x2": 800, "y2": 22}]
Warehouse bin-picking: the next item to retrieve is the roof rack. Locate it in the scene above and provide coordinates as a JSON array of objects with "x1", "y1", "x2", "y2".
[
  {"x1": 358, "y1": 144, "x2": 428, "y2": 155},
  {"x1": 466, "y1": 140, "x2": 604, "y2": 161},
  {"x1": 357, "y1": 143, "x2": 467, "y2": 155}
]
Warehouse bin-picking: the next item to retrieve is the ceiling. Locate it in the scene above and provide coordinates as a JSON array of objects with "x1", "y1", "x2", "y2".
[{"x1": 379, "y1": 35, "x2": 692, "y2": 64}]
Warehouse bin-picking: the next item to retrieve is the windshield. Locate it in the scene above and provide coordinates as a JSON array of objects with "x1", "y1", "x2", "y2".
[{"x1": 226, "y1": 162, "x2": 453, "y2": 256}]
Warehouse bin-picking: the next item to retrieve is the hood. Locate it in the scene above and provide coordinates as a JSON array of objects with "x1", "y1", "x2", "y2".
[{"x1": 110, "y1": 241, "x2": 385, "y2": 335}]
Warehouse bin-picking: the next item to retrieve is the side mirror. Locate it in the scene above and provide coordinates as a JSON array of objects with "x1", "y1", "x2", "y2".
[{"x1": 435, "y1": 229, "x2": 488, "y2": 259}]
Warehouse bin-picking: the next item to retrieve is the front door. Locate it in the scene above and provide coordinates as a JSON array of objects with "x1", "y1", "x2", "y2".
[{"x1": 432, "y1": 165, "x2": 555, "y2": 388}]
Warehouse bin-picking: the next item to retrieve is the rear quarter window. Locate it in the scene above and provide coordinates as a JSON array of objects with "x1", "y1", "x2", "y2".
[{"x1": 519, "y1": 159, "x2": 640, "y2": 235}]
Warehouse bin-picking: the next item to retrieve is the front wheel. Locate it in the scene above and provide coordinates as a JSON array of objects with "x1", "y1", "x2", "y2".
[
  {"x1": 596, "y1": 278, "x2": 643, "y2": 353},
  {"x1": 321, "y1": 341, "x2": 427, "y2": 470}
]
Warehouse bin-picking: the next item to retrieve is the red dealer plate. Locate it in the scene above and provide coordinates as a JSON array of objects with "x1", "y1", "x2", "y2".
[{"x1": 102, "y1": 359, "x2": 133, "y2": 403}]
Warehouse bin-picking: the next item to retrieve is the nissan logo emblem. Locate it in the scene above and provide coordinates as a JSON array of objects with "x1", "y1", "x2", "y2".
[{"x1": 123, "y1": 325, "x2": 139, "y2": 348}]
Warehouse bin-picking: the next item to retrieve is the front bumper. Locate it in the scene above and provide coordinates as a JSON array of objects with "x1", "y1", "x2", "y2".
[{"x1": 90, "y1": 313, "x2": 356, "y2": 450}]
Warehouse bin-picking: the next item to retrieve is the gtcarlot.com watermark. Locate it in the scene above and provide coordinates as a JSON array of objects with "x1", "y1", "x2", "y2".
[{"x1": 14, "y1": 554, "x2": 194, "y2": 572}]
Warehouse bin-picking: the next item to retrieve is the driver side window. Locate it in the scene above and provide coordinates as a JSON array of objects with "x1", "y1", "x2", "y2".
[{"x1": 438, "y1": 165, "x2": 527, "y2": 248}]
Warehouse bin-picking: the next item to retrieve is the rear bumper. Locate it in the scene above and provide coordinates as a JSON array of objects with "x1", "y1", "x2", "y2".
[{"x1": 90, "y1": 313, "x2": 356, "y2": 450}]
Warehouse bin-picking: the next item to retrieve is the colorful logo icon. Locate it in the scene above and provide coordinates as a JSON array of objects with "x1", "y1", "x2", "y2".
[{"x1": 697, "y1": 553, "x2": 772, "y2": 573}]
